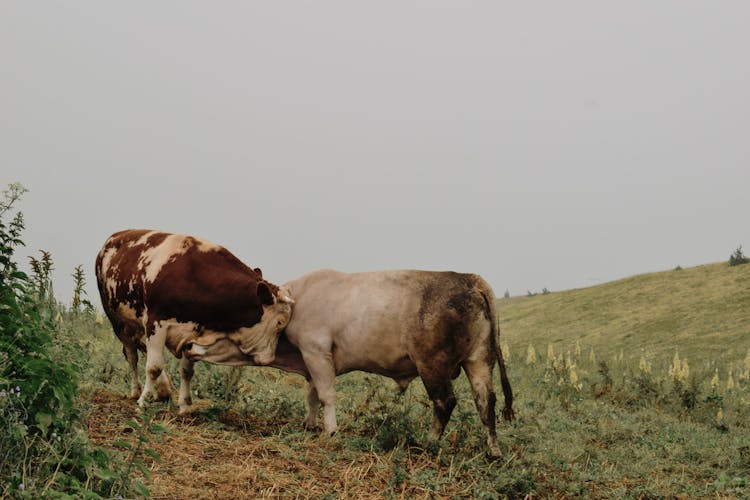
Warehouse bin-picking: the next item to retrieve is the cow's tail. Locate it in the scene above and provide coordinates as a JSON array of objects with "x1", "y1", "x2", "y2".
[{"x1": 478, "y1": 278, "x2": 514, "y2": 422}]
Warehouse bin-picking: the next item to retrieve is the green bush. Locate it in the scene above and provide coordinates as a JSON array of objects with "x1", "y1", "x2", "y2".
[
  {"x1": 729, "y1": 246, "x2": 749, "y2": 266},
  {"x1": 0, "y1": 183, "x2": 158, "y2": 498}
]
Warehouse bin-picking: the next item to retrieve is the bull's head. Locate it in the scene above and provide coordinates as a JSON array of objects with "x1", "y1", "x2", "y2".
[{"x1": 180, "y1": 283, "x2": 294, "y2": 365}]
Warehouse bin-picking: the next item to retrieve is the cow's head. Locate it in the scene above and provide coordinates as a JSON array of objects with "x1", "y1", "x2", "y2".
[{"x1": 180, "y1": 283, "x2": 294, "y2": 365}]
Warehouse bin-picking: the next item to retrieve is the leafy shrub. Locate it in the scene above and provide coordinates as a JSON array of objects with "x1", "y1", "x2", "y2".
[
  {"x1": 0, "y1": 183, "x2": 157, "y2": 498},
  {"x1": 1, "y1": 184, "x2": 80, "y2": 435}
]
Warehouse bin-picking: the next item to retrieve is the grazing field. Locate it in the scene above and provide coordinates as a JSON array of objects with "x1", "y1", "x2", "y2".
[
  {"x1": 2, "y1": 186, "x2": 749, "y2": 499},
  {"x1": 70, "y1": 261, "x2": 749, "y2": 498}
]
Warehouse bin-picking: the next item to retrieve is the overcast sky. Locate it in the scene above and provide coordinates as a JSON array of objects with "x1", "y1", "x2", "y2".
[{"x1": 2, "y1": 2, "x2": 749, "y2": 303}]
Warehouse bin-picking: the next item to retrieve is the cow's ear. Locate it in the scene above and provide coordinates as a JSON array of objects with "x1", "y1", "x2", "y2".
[
  {"x1": 257, "y1": 281, "x2": 274, "y2": 306},
  {"x1": 254, "y1": 267, "x2": 263, "y2": 279}
]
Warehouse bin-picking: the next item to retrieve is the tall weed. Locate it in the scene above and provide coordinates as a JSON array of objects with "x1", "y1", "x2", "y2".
[{"x1": 0, "y1": 183, "x2": 158, "y2": 498}]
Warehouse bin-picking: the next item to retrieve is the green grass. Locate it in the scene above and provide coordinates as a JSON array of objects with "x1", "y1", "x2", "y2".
[
  {"x1": 500, "y1": 261, "x2": 750, "y2": 369},
  {"x1": 76, "y1": 260, "x2": 750, "y2": 497}
]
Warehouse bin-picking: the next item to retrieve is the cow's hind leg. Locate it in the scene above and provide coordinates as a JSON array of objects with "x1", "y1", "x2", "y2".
[
  {"x1": 122, "y1": 342, "x2": 142, "y2": 400},
  {"x1": 463, "y1": 359, "x2": 501, "y2": 458},
  {"x1": 137, "y1": 320, "x2": 171, "y2": 407},
  {"x1": 112, "y1": 321, "x2": 144, "y2": 400}
]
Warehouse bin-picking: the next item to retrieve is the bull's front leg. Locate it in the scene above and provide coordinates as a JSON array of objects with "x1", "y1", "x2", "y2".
[
  {"x1": 178, "y1": 356, "x2": 195, "y2": 414},
  {"x1": 138, "y1": 319, "x2": 171, "y2": 407},
  {"x1": 300, "y1": 348, "x2": 338, "y2": 435}
]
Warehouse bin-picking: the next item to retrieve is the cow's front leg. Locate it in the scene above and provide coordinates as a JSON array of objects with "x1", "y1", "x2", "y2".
[
  {"x1": 178, "y1": 356, "x2": 195, "y2": 414},
  {"x1": 300, "y1": 348, "x2": 337, "y2": 435},
  {"x1": 138, "y1": 320, "x2": 171, "y2": 407},
  {"x1": 304, "y1": 382, "x2": 320, "y2": 430}
]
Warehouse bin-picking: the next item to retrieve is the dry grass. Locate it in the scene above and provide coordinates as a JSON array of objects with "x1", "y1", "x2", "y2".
[{"x1": 84, "y1": 389, "x2": 497, "y2": 499}]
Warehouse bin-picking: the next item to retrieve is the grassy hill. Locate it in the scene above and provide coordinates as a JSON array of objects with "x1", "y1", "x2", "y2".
[
  {"x1": 499, "y1": 261, "x2": 750, "y2": 372},
  {"x1": 14, "y1": 259, "x2": 749, "y2": 498}
]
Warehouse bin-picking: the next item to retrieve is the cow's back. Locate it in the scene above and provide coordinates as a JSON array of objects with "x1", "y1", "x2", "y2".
[{"x1": 95, "y1": 229, "x2": 270, "y2": 336}]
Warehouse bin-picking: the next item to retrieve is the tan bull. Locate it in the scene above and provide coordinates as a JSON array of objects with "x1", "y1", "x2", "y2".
[{"x1": 185, "y1": 269, "x2": 514, "y2": 456}]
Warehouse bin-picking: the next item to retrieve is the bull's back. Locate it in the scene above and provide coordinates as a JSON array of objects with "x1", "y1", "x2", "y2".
[{"x1": 285, "y1": 269, "x2": 493, "y2": 375}]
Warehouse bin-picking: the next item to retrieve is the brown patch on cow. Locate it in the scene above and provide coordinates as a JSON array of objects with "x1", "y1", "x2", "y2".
[
  {"x1": 148, "y1": 366, "x2": 163, "y2": 380},
  {"x1": 147, "y1": 244, "x2": 267, "y2": 332},
  {"x1": 415, "y1": 273, "x2": 483, "y2": 362},
  {"x1": 97, "y1": 231, "x2": 277, "y2": 335}
]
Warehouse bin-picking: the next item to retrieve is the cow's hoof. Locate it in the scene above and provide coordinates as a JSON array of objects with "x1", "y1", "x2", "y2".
[
  {"x1": 178, "y1": 405, "x2": 194, "y2": 416},
  {"x1": 303, "y1": 422, "x2": 320, "y2": 432},
  {"x1": 485, "y1": 447, "x2": 502, "y2": 460}
]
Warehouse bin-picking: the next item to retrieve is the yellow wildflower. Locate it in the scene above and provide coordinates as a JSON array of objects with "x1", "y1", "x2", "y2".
[{"x1": 525, "y1": 344, "x2": 537, "y2": 365}]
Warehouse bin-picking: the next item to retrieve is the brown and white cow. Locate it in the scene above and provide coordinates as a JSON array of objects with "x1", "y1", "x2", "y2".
[
  {"x1": 95, "y1": 229, "x2": 293, "y2": 413},
  {"x1": 185, "y1": 269, "x2": 514, "y2": 457}
]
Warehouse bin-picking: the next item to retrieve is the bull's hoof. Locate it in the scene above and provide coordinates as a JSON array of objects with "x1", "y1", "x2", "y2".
[
  {"x1": 486, "y1": 447, "x2": 503, "y2": 460},
  {"x1": 303, "y1": 422, "x2": 320, "y2": 432}
]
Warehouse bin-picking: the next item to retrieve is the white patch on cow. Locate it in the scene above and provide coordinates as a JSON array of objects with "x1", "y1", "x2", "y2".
[
  {"x1": 98, "y1": 246, "x2": 117, "y2": 280},
  {"x1": 105, "y1": 277, "x2": 118, "y2": 300},
  {"x1": 193, "y1": 237, "x2": 220, "y2": 253},
  {"x1": 131, "y1": 230, "x2": 157, "y2": 248},
  {"x1": 138, "y1": 234, "x2": 190, "y2": 283}
]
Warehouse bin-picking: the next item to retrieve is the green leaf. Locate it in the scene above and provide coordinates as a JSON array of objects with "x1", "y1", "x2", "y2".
[
  {"x1": 35, "y1": 411, "x2": 53, "y2": 432},
  {"x1": 133, "y1": 480, "x2": 151, "y2": 497},
  {"x1": 148, "y1": 423, "x2": 166, "y2": 434},
  {"x1": 135, "y1": 461, "x2": 151, "y2": 480},
  {"x1": 112, "y1": 440, "x2": 133, "y2": 450},
  {"x1": 93, "y1": 468, "x2": 119, "y2": 482},
  {"x1": 145, "y1": 448, "x2": 162, "y2": 462}
]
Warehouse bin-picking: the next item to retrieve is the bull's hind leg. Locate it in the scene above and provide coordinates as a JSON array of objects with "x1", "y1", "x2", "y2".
[
  {"x1": 419, "y1": 369, "x2": 458, "y2": 440},
  {"x1": 463, "y1": 359, "x2": 502, "y2": 458}
]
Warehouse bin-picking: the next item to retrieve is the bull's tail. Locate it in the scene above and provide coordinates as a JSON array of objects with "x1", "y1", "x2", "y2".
[{"x1": 478, "y1": 278, "x2": 514, "y2": 421}]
